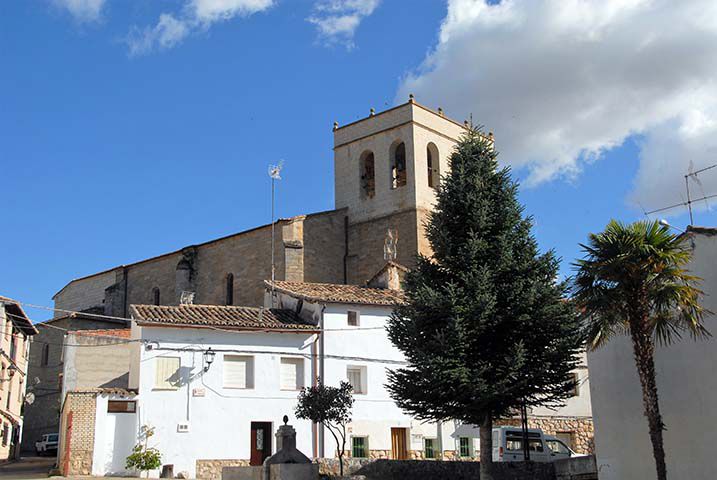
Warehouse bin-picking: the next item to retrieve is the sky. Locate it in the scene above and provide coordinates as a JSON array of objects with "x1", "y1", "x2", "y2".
[{"x1": 2, "y1": 0, "x2": 717, "y2": 321}]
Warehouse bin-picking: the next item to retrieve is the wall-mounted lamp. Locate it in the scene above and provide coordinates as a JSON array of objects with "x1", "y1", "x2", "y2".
[
  {"x1": 203, "y1": 348, "x2": 216, "y2": 373},
  {"x1": 1, "y1": 365, "x2": 18, "y2": 382}
]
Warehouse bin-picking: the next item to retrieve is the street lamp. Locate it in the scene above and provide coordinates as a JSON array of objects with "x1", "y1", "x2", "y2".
[{"x1": 203, "y1": 348, "x2": 216, "y2": 373}]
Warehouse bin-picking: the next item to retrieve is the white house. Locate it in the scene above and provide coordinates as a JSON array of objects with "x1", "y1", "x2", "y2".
[
  {"x1": 588, "y1": 226, "x2": 717, "y2": 480},
  {"x1": 72, "y1": 263, "x2": 593, "y2": 479}
]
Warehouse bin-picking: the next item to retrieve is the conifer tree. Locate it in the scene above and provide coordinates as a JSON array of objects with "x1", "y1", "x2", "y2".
[{"x1": 386, "y1": 128, "x2": 583, "y2": 479}]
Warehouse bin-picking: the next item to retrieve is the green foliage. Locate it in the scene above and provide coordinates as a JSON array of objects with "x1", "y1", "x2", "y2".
[
  {"x1": 573, "y1": 219, "x2": 709, "y2": 349},
  {"x1": 126, "y1": 425, "x2": 161, "y2": 475},
  {"x1": 296, "y1": 381, "x2": 354, "y2": 475},
  {"x1": 386, "y1": 128, "x2": 584, "y2": 426}
]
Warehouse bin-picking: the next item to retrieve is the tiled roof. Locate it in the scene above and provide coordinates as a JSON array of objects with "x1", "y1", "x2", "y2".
[
  {"x1": 67, "y1": 329, "x2": 131, "y2": 339},
  {"x1": 267, "y1": 281, "x2": 405, "y2": 306},
  {"x1": 0, "y1": 295, "x2": 38, "y2": 335},
  {"x1": 130, "y1": 304, "x2": 317, "y2": 331}
]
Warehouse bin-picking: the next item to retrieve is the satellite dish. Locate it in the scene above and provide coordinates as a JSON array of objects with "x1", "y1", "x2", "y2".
[{"x1": 25, "y1": 392, "x2": 35, "y2": 405}]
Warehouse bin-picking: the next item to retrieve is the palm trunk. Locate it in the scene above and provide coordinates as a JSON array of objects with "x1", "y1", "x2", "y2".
[
  {"x1": 479, "y1": 416, "x2": 494, "y2": 480},
  {"x1": 630, "y1": 322, "x2": 667, "y2": 480}
]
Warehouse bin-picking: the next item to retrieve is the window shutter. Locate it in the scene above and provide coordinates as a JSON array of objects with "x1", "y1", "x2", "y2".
[
  {"x1": 224, "y1": 356, "x2": 252, "y2": 389},
  {"x1": 347, "y1": 367, "x2": 363, "y2": 394},
  {"x1": 154, "y1": 357, "x2": 180, "y2": 389},
  {"x1": 280, "y1": 358, "x2": 303, "y2": 390}
]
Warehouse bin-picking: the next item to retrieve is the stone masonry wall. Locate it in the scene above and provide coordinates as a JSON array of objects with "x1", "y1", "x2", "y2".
[{"x1": 196, "y1": 459, "x2": 250, "y2": 480}]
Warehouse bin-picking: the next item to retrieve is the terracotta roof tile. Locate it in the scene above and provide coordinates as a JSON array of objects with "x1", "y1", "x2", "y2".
[
  {"x1": 267, "y1": 281, "x2": 405, "y2": 306},
  {"x1": 130, "y1": 304, "x2": 317, "y2": 331}
]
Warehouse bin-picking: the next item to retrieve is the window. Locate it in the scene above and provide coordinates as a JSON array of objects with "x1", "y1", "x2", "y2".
[
  {"x1": 459, "y1": 437, "x2": 472, "y2": 457},
  {"x1": 570, "y1": 373, "x2": 580, "y2": 397},
  {"x1": 280, "y1": 358, "x2": 304, "y2": 391},
  {"x1": 424, "y1": 438, "x2": 437, "y2": 459},
  {"x1": 360, "y1": 152, "x2": 376, "y2": 199},
  {"x1": 154, "y1": 357, "x2": 180, "y2": 390},
  {"x1": 427, "y1": 143, "x2": 440, "y2": 189},
  {"x1": 108, "y1": 400, "x2": 137, "y2": 413},
  {"x1": 152, "y1": 288, "x2": 160, "y2": 306},
  {"x1": 5, "y1": 383, "x2": 11, "y2": 410},
  {"x1": 505, "y1": 432, "x2": 545, "y2": 452},
  {"x1": 547, "y1": 439, "x2": 571, "y2": 455},
  {"x1": 224, "y1": 355, "x2": 254, "y2": 389},
  {"x1": 226, "y1": 273, "x2": 234, "y2": 306},
  {"x1": 10, "y1": 337, "x2": 17, "y2": 361},
  {"x1": 347, "y1": 310, "x2": 360, "y2": 327},
  {"x1": 1, "y1": 423, "x2": 7, "y2": 447},
  {"x1": 41, "y1": 344, "x2": 50, "y2": 367},
  {"x1": 391, "y1": 142, "x2": 407, "y2": 189},
  {"x1": 347, "y1": 366, "x2": 366, "y2": 394},
  {"x1": 352, "y1": 436, "x2": 368, "y2": 458}
]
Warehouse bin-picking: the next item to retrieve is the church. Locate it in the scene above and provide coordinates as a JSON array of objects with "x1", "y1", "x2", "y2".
[{"x1": 52, "y1": 97, "x2": 477, "y2": 317}]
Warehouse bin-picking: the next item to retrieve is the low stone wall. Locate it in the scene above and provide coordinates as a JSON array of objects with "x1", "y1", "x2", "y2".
[
  {"x1": 322, "y1": 459, "x2": 554, "y2": 480},
  {"x1": 196, "y1": 459, "x2": 250, "y2": 480}
]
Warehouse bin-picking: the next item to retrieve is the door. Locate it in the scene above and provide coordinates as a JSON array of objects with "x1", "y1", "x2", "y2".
[
  {"x1": 61, "y1": 412, "x2": 73, "y2": 476},
  {"x1": 250, "y1": 422, "x2": 272, "y2": 466},
  {"x1": 391, "y1": 428, "x2": 408, "y2": 460}
]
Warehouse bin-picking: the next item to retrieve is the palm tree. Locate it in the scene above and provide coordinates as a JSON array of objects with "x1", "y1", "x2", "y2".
[{"x1": 573, "y1": 220, "x2": 709, "y2": 480}]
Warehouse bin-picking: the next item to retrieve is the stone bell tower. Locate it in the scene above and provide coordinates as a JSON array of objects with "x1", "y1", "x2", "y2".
[{"x1": 333, "y1": 96, "x2": 491, "y2": 285}]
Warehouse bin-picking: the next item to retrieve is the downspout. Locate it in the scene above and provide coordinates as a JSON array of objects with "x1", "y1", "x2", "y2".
[
  {"x1": 311, "y1": 338, "x2": 318, "y2": 458},
  {"x1": 319, "y1": 304, "x2": 326, "y2": 457}
]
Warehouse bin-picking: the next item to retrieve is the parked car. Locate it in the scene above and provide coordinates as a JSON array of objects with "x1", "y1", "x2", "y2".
[
  {"x1": 492, "y1": 427, "x2": 581, "y2": 462},
  {"x1": 35, "y1": 433, "x2": 59, "y2": 455}
]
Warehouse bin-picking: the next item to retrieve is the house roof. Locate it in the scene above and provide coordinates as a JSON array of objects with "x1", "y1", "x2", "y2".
[
  {"x1": 130, "y1": 304, "x2": 318, "y2": 332},
  {"x1": 267, "y1": 280, "x2": 406, "y2": 306},
  {"x1": 0, "y1": 295, "x2": 38, "y2": 336},
  {"x1": 67, "y1": 328, "x2": 131, "y2": 339}
]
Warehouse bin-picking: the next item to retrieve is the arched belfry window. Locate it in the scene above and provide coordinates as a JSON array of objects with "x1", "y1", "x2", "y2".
[
  {"x1": 226, "y1": 273, "x2": 234, "y2": 306},
  {"x1": 360, "y1": 151, "x2": 376, "y2": 199},
  {"x1": 391, "y1": 142, "x2": 407, "y2": 189},
  {"x1": 41, "y1": 344, "x2": 50, "y2": 366},
  {"x1": 152, "y1": 287, "x2": 160, "y2": 306},
  {"x1": 427, "y1": 143, "x2": 440, "y2": 189}
]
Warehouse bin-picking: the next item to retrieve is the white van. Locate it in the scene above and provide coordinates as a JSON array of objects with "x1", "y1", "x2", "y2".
[{"x1": 492, "y1": 427, "x2": 578, "y2": 462}]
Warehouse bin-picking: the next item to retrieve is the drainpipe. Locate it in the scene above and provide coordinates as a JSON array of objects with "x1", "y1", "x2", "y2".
[{"x1": 318, "y1": 304, "x2": 326, "y2": 457}]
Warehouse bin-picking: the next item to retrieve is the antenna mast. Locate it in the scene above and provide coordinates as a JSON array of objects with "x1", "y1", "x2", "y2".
[
  {"x1": 645, "y1": 162, "x2": 717, "y2": 224},
  {"x1": 269, "y1": 162, "x2": 283, "y2": 306}
]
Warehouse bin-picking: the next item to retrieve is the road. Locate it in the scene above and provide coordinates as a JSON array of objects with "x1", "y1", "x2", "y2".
[{"x1": 0, "y1": 456, "x2": 55, "y2": 479}]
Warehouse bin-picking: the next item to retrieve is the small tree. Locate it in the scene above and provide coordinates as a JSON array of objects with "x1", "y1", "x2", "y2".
[
  {"x1": 295, "y1": 381, "x2": 354, "y2": 476},
  {"x1": 126, "y1": 425, "x2": 162, "y2": 479},
  {"x1": 386, "y1": 128, "x2": 583, "y2": 480}
]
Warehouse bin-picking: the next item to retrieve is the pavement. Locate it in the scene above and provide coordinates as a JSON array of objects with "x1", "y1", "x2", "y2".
[{"x1": 0, "y1": 455, "x2": 56, "y2": 479}]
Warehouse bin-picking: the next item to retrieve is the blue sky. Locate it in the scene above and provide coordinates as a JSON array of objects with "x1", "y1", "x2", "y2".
[{"x1": 2, "y1": 0, "x2": 716, "y2": 320}]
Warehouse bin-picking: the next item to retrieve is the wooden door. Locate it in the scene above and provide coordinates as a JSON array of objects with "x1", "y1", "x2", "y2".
[
  {"x1": 391, "y1": 427, "x2": 408, "y2": 460},
  {"x1": 250, "y1": 422, "x2": 272, "y2": 466}
]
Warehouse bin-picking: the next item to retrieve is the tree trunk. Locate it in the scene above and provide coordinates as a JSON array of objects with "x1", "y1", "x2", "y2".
[
  {"x1": 479, "y1": 416, "x2": 494, "y2": 480},
  {"x1": 630, "y1": 321, "x2": 668, "y2": 480}
]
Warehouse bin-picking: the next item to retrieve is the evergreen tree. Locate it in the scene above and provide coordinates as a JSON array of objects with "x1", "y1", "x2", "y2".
[{"x1": 386, "y1": 128, "x2": 583, "y2": 479}]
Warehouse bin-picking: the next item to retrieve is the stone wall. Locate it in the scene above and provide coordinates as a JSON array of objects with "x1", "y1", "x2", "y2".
[
  {"x1": 58, "y1": 391, "x2": 97, "y2": 476},
  {"x1": 196, "y1": 459, "x2": 250, "y2": 480},
  {"x1": 497, "y1": 417, "x2": 594, "y2": 454}
]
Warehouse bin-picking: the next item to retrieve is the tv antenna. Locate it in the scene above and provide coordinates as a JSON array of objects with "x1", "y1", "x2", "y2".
[
  {"x1": 269, "y1": 161, "x2": 284, "y2": 306},
  {"x1": 645, "y1": 162, "x2": 717, "y2": 225}
]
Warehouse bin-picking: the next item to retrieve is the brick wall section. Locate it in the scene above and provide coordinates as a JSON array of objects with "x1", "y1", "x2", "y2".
[
  {"x1": 58, "y1": 391, "x2": 97, "y2": 476},
  {"x1": 195, "y1": 459, "x2": 250, "y2": 480}
]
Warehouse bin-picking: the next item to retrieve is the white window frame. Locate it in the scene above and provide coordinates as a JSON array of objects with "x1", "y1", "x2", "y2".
[
  {"x1": 153, "y1": 356, "x2": 180, "y2": 391},
  {"x1": 280, "y1": 357, "x2": 304, "y2": 391},
  {"x1": 346, "y1": 365, "x2": 367, "y2": 395},
  {"x1": 347, "y1": 310, "x2": 360, "y2": 327},
  {"x1": 223, "y1": 355, "x2": 254, "y2": 389}
]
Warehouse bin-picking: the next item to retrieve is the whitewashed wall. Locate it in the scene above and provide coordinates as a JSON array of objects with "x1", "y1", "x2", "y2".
[
  {"x1": 588, "y1": 231, "x2": 717, "y2": 480},
  {"x1": 92, "y1": 394, "x2": 139, "y2": 476}
]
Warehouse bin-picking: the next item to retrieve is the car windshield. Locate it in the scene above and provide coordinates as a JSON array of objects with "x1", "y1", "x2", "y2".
[{"x1": 547, "y1": 440, "x2": 570, "y2": 455}]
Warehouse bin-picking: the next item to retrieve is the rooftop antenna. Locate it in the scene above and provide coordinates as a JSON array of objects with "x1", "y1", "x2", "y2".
[
  {"x1": 645, "y1": 162, "x2": 717, "y2": 223},
  {"x1": 269, "y1": 161, "x2": 283, "y2": 307}
]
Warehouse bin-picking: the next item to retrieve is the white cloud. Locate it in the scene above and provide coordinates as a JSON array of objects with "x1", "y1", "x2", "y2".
[
  {"x1": 397, "y1": 0, "x2": 717, "y2": 216},
  {"x1": 308, "y1": 0, "x2": 380, "y2": 47},
  {"x1": 125, "y1": 0, "x2": 274, "y2": 56},
  {"x1": 52, "y1": 0, "x2": 106, "y2": 22}
]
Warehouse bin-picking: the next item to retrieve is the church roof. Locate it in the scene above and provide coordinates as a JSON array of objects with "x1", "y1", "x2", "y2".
[
  {"x1": 130, "y1": 304, "x2": 318, "y2": 332},
  {"x1": 267, "y1": 280, "x2": 406, "y2": 306}
]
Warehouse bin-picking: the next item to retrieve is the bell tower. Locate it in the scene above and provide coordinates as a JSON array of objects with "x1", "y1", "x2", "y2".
[{"x1": 333, "y1": 96, "x2": 491, "y2": 284}]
